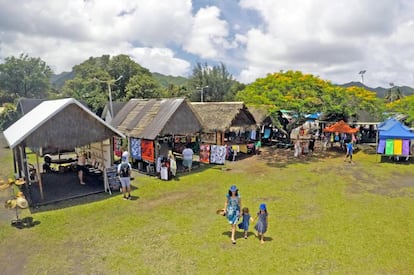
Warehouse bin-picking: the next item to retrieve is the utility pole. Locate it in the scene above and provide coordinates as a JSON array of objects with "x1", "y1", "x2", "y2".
[
  {"x1": 196, "y1": 85, "x2": 209, "y2": 102},
  {"x1": 95, "y1": 75, "x2": 123, "y2": 118}
]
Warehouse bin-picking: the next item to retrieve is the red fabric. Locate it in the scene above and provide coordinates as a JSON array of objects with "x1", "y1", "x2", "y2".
[
  {"x1": 141, "y1": 139, "x2": 155, "y2": 162},
  {"x1": 323, "y1": 120, "x2": 358, "y2": 134}
]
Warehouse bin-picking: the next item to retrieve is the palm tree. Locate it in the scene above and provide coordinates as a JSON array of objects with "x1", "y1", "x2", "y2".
[{"x1": 385, "y1": 83, "x2": 404, "y2": 103}]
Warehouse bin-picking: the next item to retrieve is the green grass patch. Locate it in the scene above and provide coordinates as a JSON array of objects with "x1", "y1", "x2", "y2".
[{"x1": 1, "y1": 146, "x2": 414, "y2": 274}]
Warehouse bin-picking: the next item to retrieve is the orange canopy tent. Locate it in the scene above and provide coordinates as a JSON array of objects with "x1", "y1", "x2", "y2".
[{"x1": 323, "y1": 120, "x2": 358, "y2": 134}]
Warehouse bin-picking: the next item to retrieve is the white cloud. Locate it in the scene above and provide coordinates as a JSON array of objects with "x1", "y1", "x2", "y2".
[
  {"x1": 0, "y1": 0, "x2": 193, "y2": 75},
  {"x1": 129, "y1": 47, "x2": 190, "y2": 76},
  {"x1": 236, "y1": 0, "x2": 414, "y2": 87},
  {"x1": 183, "y1": 6, "x2": 233, "y2": 58},
  {"x1": 0, "y1": 0, "x2": 413, "y2": 88}
]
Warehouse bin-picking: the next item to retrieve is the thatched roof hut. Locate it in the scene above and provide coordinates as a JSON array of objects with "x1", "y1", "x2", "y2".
[
  {"x1": 247, "y1": 105, "x2": 276, "y2": 126},
  {"x1": 111, "y1": 98, "x2": 202, "y2": 139},
  {"x1": 191, "y1": 102, "x2": 256, "y2": 132}
]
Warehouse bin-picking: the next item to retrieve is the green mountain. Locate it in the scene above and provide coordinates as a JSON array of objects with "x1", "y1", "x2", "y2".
[
  {"x1": 51, "y1": 71, "x2": 189, "y2": 90},
  {"x1": 338, "y1": 81, "x2": 414, "y2": 98},
  {"x1": 50, "y1": 71, "x2": 75, "y2": 89},
  {"x1": 151, "y1": 72, "x2": 189, "y2": 88}
]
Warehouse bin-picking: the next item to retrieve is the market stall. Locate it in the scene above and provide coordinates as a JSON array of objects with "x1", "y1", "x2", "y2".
[
  {"x1": 376, "y1": 118, "x2": 414, "y2": 160},
  {"x1": 111, "y1": 98, "x2": 203, "y2": 176},
  {"x1": 3, "y1": 98, "x2": 125, "y2": 206}
]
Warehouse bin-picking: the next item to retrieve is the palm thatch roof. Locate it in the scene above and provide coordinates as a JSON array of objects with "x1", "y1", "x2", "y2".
[
  {"x1": 4, "y1": 98, "x2": 125, "y2": 152},
  {"x1": 191, "y1": 102, "x2": 256, "y2": 131},
  {"x1": 247, "y1": 105, "x2": 276, "y2": 126},
  {"x1": 111, "y1": 98, "x2": 203, "y2": 140}
]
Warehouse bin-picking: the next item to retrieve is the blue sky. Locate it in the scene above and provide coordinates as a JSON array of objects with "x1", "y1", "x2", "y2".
[{"x1": 0, "y1": 0, "x2": 413, "y2": 88}]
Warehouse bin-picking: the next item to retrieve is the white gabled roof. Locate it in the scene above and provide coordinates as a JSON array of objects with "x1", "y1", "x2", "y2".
[{"x1": 3, "y1": 98, "x2": 125, "y2": 149}]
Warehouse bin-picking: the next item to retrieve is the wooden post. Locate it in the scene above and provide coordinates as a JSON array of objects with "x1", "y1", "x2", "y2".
[{"x1": 36, "y1": 153, "x2": 44, "y2": 200}]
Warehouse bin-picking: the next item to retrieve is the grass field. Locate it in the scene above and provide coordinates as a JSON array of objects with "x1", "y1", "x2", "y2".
[{"x1": 1, "y1": 142, "x2": 414, "y2": 274}]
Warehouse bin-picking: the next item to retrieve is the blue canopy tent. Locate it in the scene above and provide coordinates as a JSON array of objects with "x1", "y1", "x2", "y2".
[
  {"x1": 377, "y1": 120, "x2": 414, "y2": 158},
  {"x1": 378, "y1": 118, "x2": 410, "y2": 132}
]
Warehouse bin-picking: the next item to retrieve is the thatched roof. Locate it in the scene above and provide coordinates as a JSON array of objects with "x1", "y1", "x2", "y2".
[
  {"x1": 111, "y1": 98, "x2": 203, "y2": 139},
  {"x1": 4, "y1": 98, "x2": 125, "y2": 151},
  {"x1": 191, "y1": 102, "x2": 256, "y2": 131},
  {"x1": 247, "y1": 105, "x2": 276, "y2": 126}
]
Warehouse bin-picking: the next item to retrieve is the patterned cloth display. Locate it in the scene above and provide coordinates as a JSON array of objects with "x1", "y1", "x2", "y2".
[
  {"x1": 210, "y1": 145, "x2": 226, "y2": 164},
  {"x1": 378, "y1": 139, "x2": 411, "y2": 155},
  {"x1": 199, "y1": 144, "x2": 210, "y2": 164},
  {"x1": 114, "y1": 137, "x2": 122, "y2": 157},
  {"x1": 130, "y1": 138, "x2": 141, "y2": 160}
]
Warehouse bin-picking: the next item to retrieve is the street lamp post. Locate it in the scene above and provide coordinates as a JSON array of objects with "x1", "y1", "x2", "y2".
[
  {"x1": 95, "y1": 75, "x2": 123, "y2": 118},
  {"x1": 197, "y1": 85, "x2": 209, "y2": 102},
  {"x1": 358, "y1": 70, "x2": 366, "y2": 84}
]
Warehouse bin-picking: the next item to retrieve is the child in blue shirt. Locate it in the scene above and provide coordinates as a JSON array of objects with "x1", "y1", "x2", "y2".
[{"x1": 238, "y1": 207, "x2": 253, "y2": 239}]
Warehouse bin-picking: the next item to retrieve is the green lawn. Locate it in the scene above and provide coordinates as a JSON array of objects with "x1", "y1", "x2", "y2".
[{"x1": 1, "y1": 146, "x2": 414, "y2": 274}]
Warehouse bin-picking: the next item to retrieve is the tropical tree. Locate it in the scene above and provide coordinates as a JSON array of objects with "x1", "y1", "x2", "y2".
[
  {"x1": 159, "y1": 84, "x2": 191, "y2": 98},
  {"x1": 386, "y1": 95, "x2": 414, "y2": 125},
  {"x1": 125, "y1": 74, "x2": 160, "y2": 99},
  {"x1": 62, "y1": 54, "x2": 158, "y2": 113},
  {"x1": 385, "y1": 84, "x2": 404, "y2": 103},
  {"x1": 236, "y1": 70, "x2": 384, "y2": 133},
  {"x1": 0, "y1": 102, "x2": 19, "y2": 130},
  {"x1": 0, "y1": 53, "x2": 52, "y2": 99},
  {"x1": 188, "y1": 62, "x2": 242, "y2": 102}
]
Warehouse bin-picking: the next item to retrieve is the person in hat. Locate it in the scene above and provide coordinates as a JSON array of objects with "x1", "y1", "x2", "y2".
[
  {"x1": 224, "y1": 185, "x2": 242, "y2": 244},
  {"x1": 253, "y1": 203, "x2": 268, "y2": 244},
  {"x1": 117, "y1": 157, "x2": 132, "y2": 200}
]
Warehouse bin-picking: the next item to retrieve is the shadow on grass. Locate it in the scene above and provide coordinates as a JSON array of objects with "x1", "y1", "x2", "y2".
[
  {"x1": 222, "y1": 231, "x2": 273, "y2": 243},
  {"x1": 378, "y1": 155, "x2": 414, "y2": 165},
  {"x1": 10, "y1": 216, "x2": 41, "y2": 230},
  {"x1": 30, "y1": 185, "x2": 140, "y2": 213}
]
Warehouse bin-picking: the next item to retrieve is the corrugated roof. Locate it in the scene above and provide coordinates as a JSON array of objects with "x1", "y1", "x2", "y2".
[
  {"x1": 4, "y1": 98, "x2": 125, "y2": 149},
  {"x1": 112, "y1": 98, "x2": 202, "y2": 139}
]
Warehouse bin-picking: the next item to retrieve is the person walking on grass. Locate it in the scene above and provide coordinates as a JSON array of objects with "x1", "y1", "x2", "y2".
[
  {"x1": 253, "y1": 203, "x2": 268, "y2": 244},
  {"x1": 182, "y1": 144, "x2": 194, "y2": 172},
  {"x1": 238, "y1": 207, "x2": 253, "y2": 239},
  {"x1": 117, "y1": 158, "x2": 132, "y2": 200},
  {"x1": 224, "y1": 185, "x2": 242, "y2": 244},
  {"x1": 344, "y1": 141, "x2": 354, "y2": 163}
]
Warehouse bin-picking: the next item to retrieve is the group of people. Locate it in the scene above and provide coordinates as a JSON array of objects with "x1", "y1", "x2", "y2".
[{"x1": 223, "y1": 185, "x2": 268, "y2": 244}]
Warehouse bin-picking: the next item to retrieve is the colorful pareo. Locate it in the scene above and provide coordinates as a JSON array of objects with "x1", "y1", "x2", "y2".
[{"x1": 226, "y1": 194, "x2": 240, "y2": 225}]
